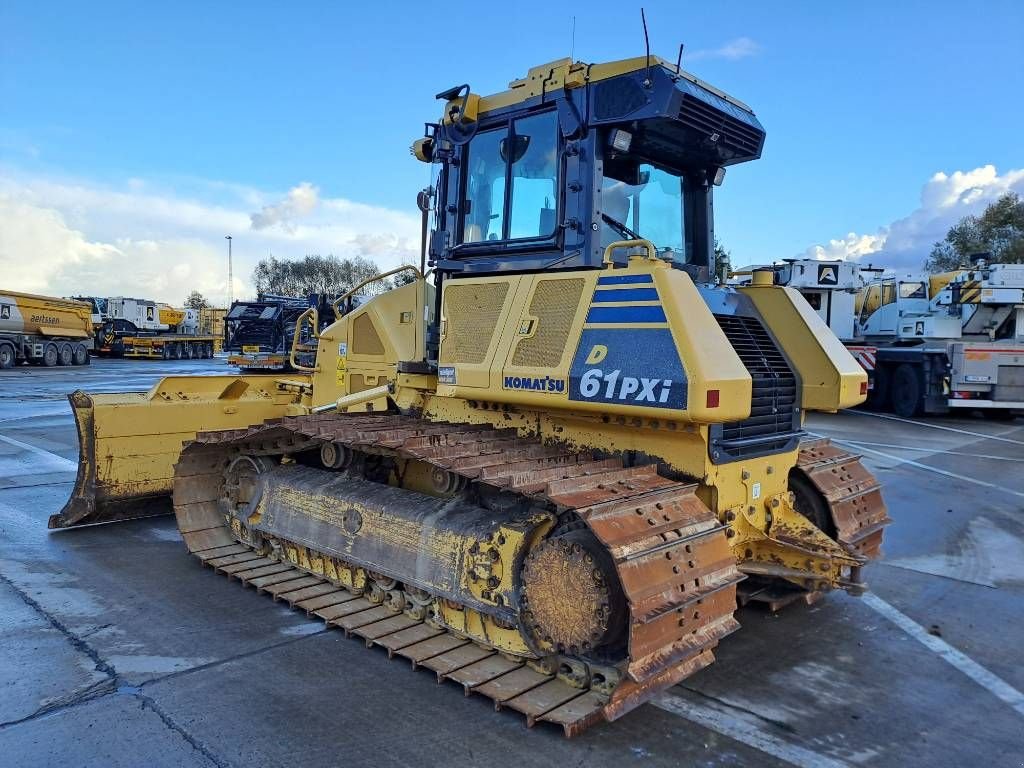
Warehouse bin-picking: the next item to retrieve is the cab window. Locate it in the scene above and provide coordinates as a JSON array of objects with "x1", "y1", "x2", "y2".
[
  {"x1": 899, "y1": 281, "x2": 926, "y2": 299},
  {"x1": 508, "y1": 112, "x2": 558, "y2": 239},
  {"x1": 600, "y1": 164, "x2": 686, "y2": 264},
  {"x1": 801, "y1": 291, "x2": 822, "y2": 310},
  {"x1": 881, "y1": 280, "x2": 896, "y2": 306},
  {"x1": 462, "y1": 129, "x2": 506, "y2": 243},
  {"x1": 460, "y1": 110, "x2": 558, "y2": 243}
]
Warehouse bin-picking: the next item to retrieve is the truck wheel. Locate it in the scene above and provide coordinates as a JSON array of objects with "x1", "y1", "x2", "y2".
[
  {"x1": 867, "y1": 365, "x2": 890, "y2": 411},
  {"x1": 204, "y1": 343, "x2": 213, "y2": 359},
  {"x1": 43, "y1": 344, "x2": 59, "y2": 367},
  {"x1": 184, "y1": 343, "x2": 194, "y2": 360},
  {"x1": 58, "y1": 344, "x2": 73, "y2": 366},
  {"x1": 172, "y1": 343, "x2": 182, "y2": 360},
  {"x1": 162, "y1": 345, "x2": 171, "y2": 360},
  {"x1": 891, "y1": 364, "x2": 922, "y2": 418},
  {"x1": 0, "y1": 344, "x2": 14, "y2": 369},
  {"x1": 72, "y1": 344, "x2": 89, "y2": 365}
]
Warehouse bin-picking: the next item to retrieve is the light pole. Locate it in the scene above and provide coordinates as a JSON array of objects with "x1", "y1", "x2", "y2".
[{"x1": 224, "y1": 235, "x2": 233, "y2": 305}]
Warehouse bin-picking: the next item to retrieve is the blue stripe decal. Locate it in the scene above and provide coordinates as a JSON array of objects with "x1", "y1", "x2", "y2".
[
  {"x1": 592, "y1": 288, "x2": 659, "y2": 303},
  {"x1": 596, "y1": 274, "x2": 653, "y2": 286},
  {"x1": 586, "y1": 306, "x2": 668, "y2": 324}
]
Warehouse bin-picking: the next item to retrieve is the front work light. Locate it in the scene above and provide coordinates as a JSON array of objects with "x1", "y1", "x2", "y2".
[{"x1": 609, "y1": 129, "x2": 632, "y2": 153}]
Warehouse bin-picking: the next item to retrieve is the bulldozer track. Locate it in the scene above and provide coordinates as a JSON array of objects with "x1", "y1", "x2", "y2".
[
  {"x1": 796, "y1": 438, "x2": 891, "y2": 560},
  {"x1": 735, "y1": 439, "x2": 889, "y2": 611},
  {"x1": 173, "y1": 412, "x2": 744, "y2": 737}
]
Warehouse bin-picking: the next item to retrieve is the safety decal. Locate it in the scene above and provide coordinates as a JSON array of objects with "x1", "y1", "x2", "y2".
[{"x1": 438, "y1": 366, "x2": 456, "y2": 385}]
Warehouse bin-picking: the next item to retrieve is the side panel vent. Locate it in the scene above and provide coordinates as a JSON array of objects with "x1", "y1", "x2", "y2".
[
  {"x1": 440, "y1": 283, "x2": 510, "y2": 365},
  {"x1": 593, "y1": 78, "x2": 647, "y2": 121},
  {"x1": 712, "y1": 314, "x2": 800, "y2": 461},
  {"x1": 511, "y1": 278, "x2": 584, "y2": 368},
  {"x1": 352, "y1": 313, "x2": 385, "y2": 356}
]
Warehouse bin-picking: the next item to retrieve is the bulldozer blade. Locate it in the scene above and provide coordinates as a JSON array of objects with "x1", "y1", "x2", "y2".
[
  {"x1": 49, "y1": 391, "x2": 173, "y2": 529},
  {"x1": 49, "y1": 378, "x2": 304, "y2": 529}
]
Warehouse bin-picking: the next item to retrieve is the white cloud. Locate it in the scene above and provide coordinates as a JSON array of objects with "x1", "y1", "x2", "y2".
[
  {"x1": 0, "y1": 171, "x2": 420, "y2": 306},
  {"x1": 799, "y1": 165, "x2": 1024, "y2": 270},
  {"x1": 688, "y1": 37, "x2": 761, "y2": 62},
  {"x1": 803, "y1": 231, "x2": 887, "y2": 262},
  {"x1": 250, "y1": 181, "x2": 321, "y2": 231}
]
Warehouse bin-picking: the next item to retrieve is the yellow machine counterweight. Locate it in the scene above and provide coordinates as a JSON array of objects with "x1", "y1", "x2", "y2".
[{"x1": 52, "y1": 55, "x2": 889, "y2": 736}]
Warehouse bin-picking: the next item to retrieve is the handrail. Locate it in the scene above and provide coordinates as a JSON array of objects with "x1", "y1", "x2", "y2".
[
  {"x1": 602, "y1": 238, "x2": 657, "y2": 265},
  {"x1": 289, "y1": 307, "x2": 319, "y2": 372},
  {"x1": 331, "y1": 265, "x2": 425, "y2": 321}
]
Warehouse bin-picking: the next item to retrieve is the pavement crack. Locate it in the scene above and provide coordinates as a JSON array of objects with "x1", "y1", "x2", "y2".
[
  {"x1": 0, "y1": 571, "x2": 117, "y2": 680},
  {"x1": 137, "y1": 693, "x2": 228, "y2": 768},
  {"x1": 79, "y1": 622, "x2": 115, "y2": 639},
  {"x1": 0, "y1": 677, "x2": 117, "y2": 729},
  {"x1": 676, "y1": 685, "x2": 798, "y2": 734},
  {"x1": 139, "y1": 627, "x2": 330, "y2": 688}
]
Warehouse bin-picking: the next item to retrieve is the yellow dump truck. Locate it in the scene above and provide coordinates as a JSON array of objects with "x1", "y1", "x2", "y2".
[{"x1": 0, "y1": 290, "x2": 93, "y2": 368}]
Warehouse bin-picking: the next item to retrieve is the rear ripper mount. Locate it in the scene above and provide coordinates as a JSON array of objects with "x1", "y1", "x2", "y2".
[{"x1": 174, "y1": 412, "x2": 744, "y2": 736}]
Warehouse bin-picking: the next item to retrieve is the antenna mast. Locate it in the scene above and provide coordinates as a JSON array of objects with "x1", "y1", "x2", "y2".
[{"x1": 640, "y1": 8, "x2": 651, "y2": 87}]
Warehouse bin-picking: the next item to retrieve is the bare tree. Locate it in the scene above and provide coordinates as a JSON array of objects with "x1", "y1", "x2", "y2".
[
  {"x1": 183, "y1": 290, "x2": 210, "y2": 309},
  {"x1": 252, "y1": 255, "x2": 383, "y2": 299}
]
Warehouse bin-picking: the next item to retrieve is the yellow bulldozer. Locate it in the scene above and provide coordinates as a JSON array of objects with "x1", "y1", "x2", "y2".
[{"x1": 51, "y1": 55, "x2": 889, "y2": 736}]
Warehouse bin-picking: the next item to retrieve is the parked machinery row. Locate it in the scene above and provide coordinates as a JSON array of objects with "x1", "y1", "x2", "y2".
[{"x1": 752, "y1": 259, "x2": 1024, "y2": 418}]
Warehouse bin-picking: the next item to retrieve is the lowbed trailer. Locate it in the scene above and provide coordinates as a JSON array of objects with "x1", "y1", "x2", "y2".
[
  {"x1": 108, "y1": 334, "x2": 218, "y2": 360},
  {"x1": 0, "y1": 289, "x2": 93, "y2": 368}
]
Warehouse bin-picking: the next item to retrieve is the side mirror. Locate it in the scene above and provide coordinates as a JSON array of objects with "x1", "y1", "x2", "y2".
[{"x1": 499, "y1": 135, "x2": 531, "y2": 164}]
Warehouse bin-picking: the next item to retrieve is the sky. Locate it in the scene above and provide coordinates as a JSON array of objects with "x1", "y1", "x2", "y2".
[{"x1": 2, "y1": 0, "x2": 1023, "y2": 305}]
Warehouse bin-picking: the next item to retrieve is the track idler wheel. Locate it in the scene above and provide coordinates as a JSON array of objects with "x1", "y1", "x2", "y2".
[
  {"x1": 520, "y1": 530, "x2": 627, "y2": 655},
  {"x1": 430, "y1": 466, "x2": 468, "y2": 495},
  {"x1": 223, "y1": 455, "x2": 275, "y2": 516},
  {"x1": 319, "y1": 441, "x2": 353, "y2": 470}
]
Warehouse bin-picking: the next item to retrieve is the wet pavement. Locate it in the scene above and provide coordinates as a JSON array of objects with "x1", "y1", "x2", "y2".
[{"x1": 1, "y1": 358, "x2": 1022, "y2": 767}]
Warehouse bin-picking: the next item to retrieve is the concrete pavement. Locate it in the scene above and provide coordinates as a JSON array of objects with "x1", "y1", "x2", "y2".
[{"x1": 1, "y1": 358, "x2": 1021, "y2": 767}]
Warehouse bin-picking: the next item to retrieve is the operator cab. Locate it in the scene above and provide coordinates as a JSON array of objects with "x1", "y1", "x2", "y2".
[{"x1": 415, "y1": 56, "x2": 765, "y2": 282}]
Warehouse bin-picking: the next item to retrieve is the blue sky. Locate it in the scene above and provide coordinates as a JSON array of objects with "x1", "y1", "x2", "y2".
[{"x1": 2, "y1": 0, "x2": 1023, "y2": 302}]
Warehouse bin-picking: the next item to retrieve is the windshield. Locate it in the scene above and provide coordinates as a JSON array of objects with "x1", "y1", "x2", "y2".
[
  {"x1": 600, "y1": 164, "x2": 685, "y2": 263},
  {"x1": 899, "y1": 281, "x2": 926, "y2": 299}
]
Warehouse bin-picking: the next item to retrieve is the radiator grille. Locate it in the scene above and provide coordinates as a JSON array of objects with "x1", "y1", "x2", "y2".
[
  {"x1": 714, "y1": 314, "x2": 798, "y2": 458},
  {"x1": 440, "y1": 283, "x2": 510, "y2": 365},
  {"x1": 511, "y1": 278, "x2": 584, "y2": 368},
  {"x1": 352, "y1": 313, "x2": 385, "y2": 356}
]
